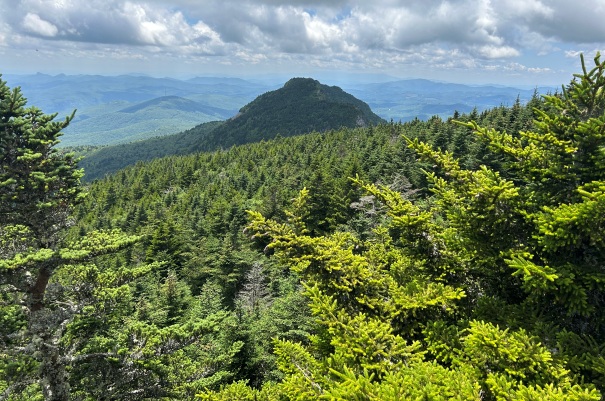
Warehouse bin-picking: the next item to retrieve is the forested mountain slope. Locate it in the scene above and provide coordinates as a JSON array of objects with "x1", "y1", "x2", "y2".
[
  {"x1": 78, "y1": 121, "x2": 223, "y2": 181},
  {"x1": 63, "y1": 97, "x2": 538, "y2": 399},
  {"x1": 201, "y1": 77, "x2": 384, "y2": 148},
  {"x1": 79, "y1": 77, "x2": 384, "y2": 181},
  {"x1": 3, "y1": 54, "x2": 605, "y2": 401}
]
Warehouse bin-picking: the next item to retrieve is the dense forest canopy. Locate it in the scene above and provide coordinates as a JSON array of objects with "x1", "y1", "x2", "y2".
[
  {"x1": 78, "y1": 77, "x2": 385, "y2": 182},
  {"x1": 2, "y1": 53, "x2": 605, "y2": 401}
]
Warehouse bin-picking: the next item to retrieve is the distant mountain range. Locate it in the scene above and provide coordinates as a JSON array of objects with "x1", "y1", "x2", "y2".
[
  {"x1": 78, "y1": 78, "x2": 384, "y2": 180},
  {"x1": 3, "y1": 73, "x2": 555, "y2": 148},
  {"x1": 58, "y1": 96, "x2": 235, "y2": 146},
  {"x1": 341, "y1": 79, "x2": 555, "y2": 121},
  {"x1": 2, "y1": 73, "x2": 271, "y2": 146}
]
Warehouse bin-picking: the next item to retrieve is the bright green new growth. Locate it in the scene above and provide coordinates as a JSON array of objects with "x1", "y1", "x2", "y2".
[
  {"x1": 3, "y1": 53, "x2": 605, "y2": 400},
  {"x1": 201, "y1": 54, "x2": 605, "y2": 400}
]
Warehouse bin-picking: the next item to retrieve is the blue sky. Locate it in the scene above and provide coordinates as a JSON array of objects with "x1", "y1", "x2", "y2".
[{"x1": 1, "y1": 0, "x2": 605, "y2": 86}]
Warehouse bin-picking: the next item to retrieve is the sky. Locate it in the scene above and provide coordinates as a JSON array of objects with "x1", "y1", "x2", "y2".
[{"x1": 1, "y1": 0, "x2": 605, "y2": 86}]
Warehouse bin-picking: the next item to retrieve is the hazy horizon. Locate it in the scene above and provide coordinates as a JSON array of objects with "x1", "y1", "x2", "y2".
[{"x1": 2, "y1": 70, "x2": 559, "y2": 91}]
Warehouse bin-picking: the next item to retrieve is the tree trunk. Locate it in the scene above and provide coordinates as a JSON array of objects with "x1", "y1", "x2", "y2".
[
  {"x1": 29, "y1": 265, "x2": 71, "y2": 401},
  {"x1": 30, "y1": 266, "x2": 51, "y2": 312},
  {"x1": 38, "y1": 339, "x2": 70, "y2": 401}
]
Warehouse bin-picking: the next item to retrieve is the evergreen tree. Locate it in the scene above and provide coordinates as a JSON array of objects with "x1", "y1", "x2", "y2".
[
  {"x1": 201, "y1": 54, "x2": 605, "y2": 400},
  {"x1": 0, "y1": 75, "x2": 150, "y2": 401},
  {"x1": 0, "y1": 76, "x2": 123, "y2": 399}
]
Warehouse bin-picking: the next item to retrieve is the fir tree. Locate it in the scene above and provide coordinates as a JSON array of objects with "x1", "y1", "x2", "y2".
[
  {"x1": 201, "y1": 54, "x2": 605, "y2": 400},
  {"x1": 0, "y1": 76, "x2": 141, "y2": 400}
]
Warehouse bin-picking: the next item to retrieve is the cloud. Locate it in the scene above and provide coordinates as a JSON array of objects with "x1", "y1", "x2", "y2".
[
  {"x1": 6, "y1": 0, "x2": 225, "y2": 50},
  {"x1": 0, "y1": 20, "x2": 10, "y2": 46},
  {"x1": 565, "y1": 49, "x2": 605, "y2": 61},
  {"x1": 502, "y1": 62, "x2": 552, "y2": 73},
  {"x1": 518, "y1": 0, "x2": 605, "y2": 43},
  {"x1": 1, "y1": 0, "x2": 604, "y2": 81},
  {"x1": 22, "y1": 13, "x2": 58, "y2": 37},
  {"x1": 475, "y1": 45, "x2": 521, "y2": 59},
  {"x1": 4, "y1": 1, "x2": 600, "y2": 54}
]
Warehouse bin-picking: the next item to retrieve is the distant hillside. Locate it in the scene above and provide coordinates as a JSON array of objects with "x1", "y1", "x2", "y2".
[
  {"x1": 344, "y1": 79, "x2": 554, "y2": 121},
  {"x1": 57, "y1": 96, "x2": 235, "y2": 147},
  {"x1": 2, "y1": 73, "x2": 271, "y2": 147},
  {"x1": 78, "y1": 121, "x2": 223, "y2": 181},
  {"x1": 193, "y1": 77, "x2": 384, "y2": 150},
  {"x1": 79, "y1": 78, "x2": 384, "y2": 180},
  {"x1": 118, "y1": 96, "x2": 226, "y2": 115},
  {"x1": 3, "y1": 73, "x2": 269, "y2": 118}
]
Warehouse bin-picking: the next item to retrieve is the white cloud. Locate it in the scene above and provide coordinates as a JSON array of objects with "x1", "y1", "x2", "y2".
[
  {"x1": 123, "y1": 3, "x2": 188, "y2": 46},
  {"x1": 497, "y1": 0, "x2": 554, "y2": 20},
  {"x1": 503, "y1": 62, "x2": 552, "y2": 73},
  {"x1": 504, "y1": 0, "x2": 605, "y2": 43},
  {"x1": 565, "y1": 49, "x2": 605, "y2": 60},
  {"x1": 234, "y1": 50, "x2": 267, "y2": 63},
  {"x1": 22, "y1": 13, "x2": 58, "y2": 37},
  {"x1": 0, "y1": 0, "x2": 586, "y2": 56},
  {"x1": 1, "y1": 0, "x2": 604, "y2": 83},
  {"x1": 475, "y1": 45, "x2": 521, "y2": 59},
  {"x1": 565, "y1": 50, "x2": 584, "y2": 58}
]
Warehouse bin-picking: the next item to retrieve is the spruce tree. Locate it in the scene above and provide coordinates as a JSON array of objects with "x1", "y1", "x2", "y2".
[
  {"x1": 0, "y1": 76, "x2": 141, "y2": 400},
  {"x1": 201, "y1": 54, "x2": 605, "y2": 400}
]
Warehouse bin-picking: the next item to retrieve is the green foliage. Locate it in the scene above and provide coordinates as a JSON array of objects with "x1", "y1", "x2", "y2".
[
  {"x1": 199, "y1": 54, "x2": 605, "y2": 400},
  {"x1": 79, "y1": 78, "x2": 385, "y2": 181},
  {"x1": 0, "y1": 76, "x2": 83, "y2": 242},
  {"x1": 78, "y1": 121, "x2": 222, "y2": 181},
  {"x1": 444, "y1": 54, "x2": 605, "y2": 322},
  {"x1": 405, "y1": 54, "x2": 605, "y2": 399},
  {"x1": 70, "y1": 85, "x2": 544, "y2": 399},
  {"x1": 197, "y1": 380, "x2": 281, "y2": 401},
  {"x1": 68, "y1": 306, "x2": 244, "y2": 399},
  {"x1": 3, "y1": 56, "x2": 569, "y2": 400},
  {"x1": 241, "y1": 188, "x2": 480, "y2": 400},
  {"x1": 0, "y1": 75, "x2": 239, "y2": 401}
]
